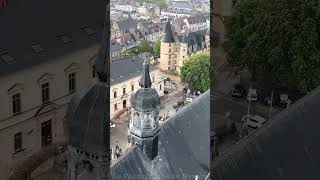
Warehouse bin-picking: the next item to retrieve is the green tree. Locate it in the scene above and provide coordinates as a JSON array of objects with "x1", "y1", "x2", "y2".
[
  {"x1": 154, "y1": 0, "x2": 167, "y2": 9},
  {"x1": 153, "y1": 38, "x2": 161, "y2": 57},
  {"x1": 123, "y1": 47, "x2": 139, "y2": 57},
  {"x1": 224, "y1": 0, "x2": 320, "y2": 94},
  {"x1": 137, "y1": 40, "x2": 153, "y2": 54},
  {"x1": 180, "y1": 52, "x2": 210, "y2": 92},
  {"x1": 136, "y1": 0, "x2": 167, "y2": 10}
]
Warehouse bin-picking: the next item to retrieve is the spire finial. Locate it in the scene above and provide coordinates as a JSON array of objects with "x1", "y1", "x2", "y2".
[{"x1": 139, "y1": 57, "x2": 152, "y2": 88}]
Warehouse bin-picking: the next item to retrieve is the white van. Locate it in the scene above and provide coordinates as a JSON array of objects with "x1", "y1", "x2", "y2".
[{"x1": 247, "y1": 88, "x2": 258, "y2": 102}]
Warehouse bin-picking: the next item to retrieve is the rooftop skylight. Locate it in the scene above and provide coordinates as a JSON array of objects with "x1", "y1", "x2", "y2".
[
  {"x1": 31, "y1": 44, "x2": 44, "y2": 53},
  {"x1": 58, "y1": 34, "x2": 72, "y2": 44},
  {"x1": 1, "y1": 52, "x2": 15, "y2": 64},
  {"x1": 81, "y1": 26, "x2": 96, "y2": 35}
]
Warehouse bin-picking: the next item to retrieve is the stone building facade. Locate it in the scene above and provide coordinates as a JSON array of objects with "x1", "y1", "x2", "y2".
[
  {"x1": 0, "y1": 0, "x2": 104, "y2": 179},
  {"x1": 0, "y1": 39, "x2": 100, "y2": 180},
  {"x1": 160, "y1": 20, "x2": 210, "y2": 74},
  {"x1": 110, "y1": 58, "x2": 164, "y2": 120}
]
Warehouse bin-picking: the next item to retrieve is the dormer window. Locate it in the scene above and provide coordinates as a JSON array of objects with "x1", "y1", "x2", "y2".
[
  {"x1": 1, "y1": 52, "x2": 15, "y2": 64},
  {"x1": 58, "y1": 34, "x2": 72, "y2": 44},
  {"x1": 81, "y1": 26, "x2": 96, "y2": 35},
  {"x1": 31, "y1": 44, "x2": 44, "y2": 53}
]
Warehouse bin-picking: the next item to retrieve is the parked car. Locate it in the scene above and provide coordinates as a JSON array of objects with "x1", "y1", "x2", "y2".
[
  {"x1": 195, "y1": 91, "x2": 201, "y2": 96},
  {"x1": 182, "y1": 87, "x2": 188, "y2": 93},
  {"x1": 241, "y1": 115, "x2": 266, "y2": 129},
  {"x1": 279, "y1": 94, "x2": 291, "y2": 108},
  {"x1": 247, "y1": 88, "x2": 258, "y2": 102},
  {"x1": 231, "y1": 84, "x2": 244, "y2": 98},
  {"x1": 185, "y1": 97, "x2": 194, "y2": 103},
  {"x1": 164, "y1": 90, "x2": 169, "y2": 94},
  {"x1": 110, "y1": 123, "x2": 116, "y2": 128}
]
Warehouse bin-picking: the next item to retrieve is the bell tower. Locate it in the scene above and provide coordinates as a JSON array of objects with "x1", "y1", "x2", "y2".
[
  {"x1": 130, "y1": 58, "x2": 161, "y2": 160},
  {"x1": 160, "y1": 20, "x2": 176, "y2": 71}
]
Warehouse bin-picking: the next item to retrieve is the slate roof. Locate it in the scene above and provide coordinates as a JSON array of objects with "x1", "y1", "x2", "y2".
[
  {"x1": 211, "y1": 86, "x2": 320, "y2": 180},
  {"x1": 110, "y1": 57, "x2": 157, "y2": 86},
  {"x1": 131, "y1": 88, "x2": 161, "y2": 112},
  {"x1": 186, "y1": 15, "x2": 207, "y2": 24},
  {"x1": 138, "y1": 24, "x2": 163, "y2": 37},
  {"x1": 111, "y1": 42, "x2": 122, "y2": 52},
  {"x1": 116, "y1": 18, "x2": 137, "y2": 30},
  {"x1": 121, "y1": 33, "x2": 137, "y2": 45},
  {"x1": 0, "y1": 0, "x2": 105, "y2": 78},
  {"x1": 111, "y1": 90, "x2": 210, "y2": 180},
  {"x1": 163, "y1": 21, "x2": 175, "y2": 43},
  {"x1": 163, "y1": 7, "x2": 192, "y2": 14},
  {"x1": 178, "y1": 29, "x2": 207, "y2": 47},
  {"x1": 169, "y1": 1, "x2": 192, "y2": 10},
  {"x1": 131, "y1": 60, "x2": 160, "y2": 112},
  {"x1": 66, "y1": 82, "x2": 109, "y2": 158}
]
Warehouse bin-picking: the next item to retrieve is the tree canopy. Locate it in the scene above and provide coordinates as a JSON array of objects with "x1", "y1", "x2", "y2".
[
  {"x1": 123, "y1": 40, "x2": 153, "y2": 57},
  {"x1": 137, "y1": 40, "x2": 153, "y2": 54},
  {"x1": 153, "y1": 38, "x2": 161, "y2": 57},
  {"x1": 136, "y1": 0, "x2": 167, "y2": 9},
  {"x1": 180, "y1": 52, "x2": 210, "y2": 92},
  {"x1": 224, "y1": 0, "x2": 320, "y2": 93}
]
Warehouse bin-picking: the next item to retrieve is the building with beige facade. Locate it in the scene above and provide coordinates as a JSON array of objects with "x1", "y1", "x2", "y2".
[
  {"x1": 159, "y1": 20, "x2": 210, "y2": 75},
  {"x1": 110, "y1": 57, "x2": 164, "y2": 120},
  {"x1": 0, "y1": 1, "x2": 104, "y2": 179}
]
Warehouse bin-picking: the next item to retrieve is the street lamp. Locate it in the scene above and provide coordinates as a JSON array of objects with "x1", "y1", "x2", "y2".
[{"x1": 243, "y1": 84, "x2": 252, "y2": 137}]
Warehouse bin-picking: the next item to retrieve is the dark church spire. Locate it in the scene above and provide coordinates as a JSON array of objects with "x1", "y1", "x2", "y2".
[
  {"x1": 139, "y1": 58, "x2": 152, "y2": 88},
  {"x1": 163, "y1": 20, "x2": 175, "y2": 43}
]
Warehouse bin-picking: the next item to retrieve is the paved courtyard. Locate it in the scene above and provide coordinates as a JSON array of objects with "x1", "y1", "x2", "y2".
[{"x1": 109, "y1": 79, "x2": 196, "y2": 166}]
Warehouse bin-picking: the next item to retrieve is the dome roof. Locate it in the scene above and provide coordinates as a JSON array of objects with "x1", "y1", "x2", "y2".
[
  {"x1": 95, "y1": 31, "x2": 108, "y2": 83},
  {"x1": 131, "y1": 58, "x2": 160, "y2": 112},
  {"x1": 66, "y1": 82, "x2": 109, "y2": 158},
  {"x1": 131, "y1": 88, "x2": 160, "y2": 112}
]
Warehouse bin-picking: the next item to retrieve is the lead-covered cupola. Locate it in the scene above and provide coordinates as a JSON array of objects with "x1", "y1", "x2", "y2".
[{"x1": 129, "y1": 58, "x2": 160, "y2": 160}]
